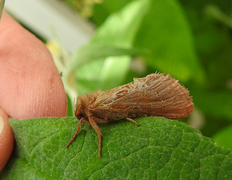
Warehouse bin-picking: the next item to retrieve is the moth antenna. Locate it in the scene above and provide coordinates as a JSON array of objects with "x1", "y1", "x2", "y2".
[
  {"x1": 66, "y1": 117, "x2": 84, "y2": 148},
  {"x1": 72, "y1": 97, "x2": 76, "y2": 115}
]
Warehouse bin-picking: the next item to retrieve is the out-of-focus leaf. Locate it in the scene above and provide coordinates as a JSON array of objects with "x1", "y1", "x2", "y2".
[
  {"x1": 69, "y1": 43, "x2": 149, "y2": 77},
  {"x1": 134, "y1": 0, "x2": 205, "y2": 84},
  {"x1": 74, "y1": 0, "x2": 150, "y2": 95},
  {"x1": 212, "y1": 125, "x2": 232, "y2": 150},
  {"x1": 63, "y1": 0, "x2": 150, "y2": 98},
  {"x1": 190, "y1": 86, "x2": 232, "y2": 120}
]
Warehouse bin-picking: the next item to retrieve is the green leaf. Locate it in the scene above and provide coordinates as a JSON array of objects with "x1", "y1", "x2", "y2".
[
  {"x1": 190, "y1": 87, "x2": 232, "y2": 120},
  {"x1": 70, "y1": 44, "x2": 149, "y2": 74},
  {"x1": 91, "y1": 0, "x2": 150, "y2": 46},
  {"x1": 93, "y1": 1, "x2": 133, "y2": 26},
  {"x1": 0, "y1": 1, "x2": 5, "y2": 21},
  {"x1": 212, "y1": 125, "x2": 232, "y2": 150},
  {"x1": 1, "y1": 117, "x2": 232, "y2": 179},
  {"x1": 74, "y1": 0, "x2": 150, "y2": 94},
  {"x1": 134, "y1": 0, "x2": 205, "y2": 83},
  {"x1": 63, "y1": 0, "x2": 150, "y2": 98}
]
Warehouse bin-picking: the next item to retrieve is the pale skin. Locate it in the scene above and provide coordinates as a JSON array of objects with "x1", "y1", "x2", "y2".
[{"x1": 0, "y1": 12, "x2": 67, "y2": 171}]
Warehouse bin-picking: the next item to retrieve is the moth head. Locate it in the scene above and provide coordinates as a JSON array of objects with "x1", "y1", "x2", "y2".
[
  {"x1": 74, "y1": 92, "x2": 98, "y2": 122},
  {"x1": 74, "y1": 97, "x2": 87, "y2": 120}
]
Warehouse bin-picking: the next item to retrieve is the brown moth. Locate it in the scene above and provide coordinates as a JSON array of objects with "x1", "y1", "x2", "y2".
[{"x1": 66, "y1": 73, "x2": 193, "y2": 157}]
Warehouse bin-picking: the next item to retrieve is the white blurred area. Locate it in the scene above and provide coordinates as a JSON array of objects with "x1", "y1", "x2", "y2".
[{"x1": 4, "y1": 0, "x2": 94, "y2": 53}]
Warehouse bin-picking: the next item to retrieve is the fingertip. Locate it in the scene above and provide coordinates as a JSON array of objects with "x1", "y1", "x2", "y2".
[
  {"x1": 0, "y1": 12, "x2": 67, "y2": 120},
  {"x1": 0, "y1": 108, "x2": 14, "y2": 172}
]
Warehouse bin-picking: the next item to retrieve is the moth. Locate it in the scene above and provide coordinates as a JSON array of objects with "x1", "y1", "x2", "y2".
[{"x1": 66, "y1": 73, "x2": 193, "y2": 157}]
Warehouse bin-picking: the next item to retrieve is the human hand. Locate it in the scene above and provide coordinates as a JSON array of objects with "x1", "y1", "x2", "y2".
[{"x1": 0, "y1": 12, "x2": 67, "y2": 171}]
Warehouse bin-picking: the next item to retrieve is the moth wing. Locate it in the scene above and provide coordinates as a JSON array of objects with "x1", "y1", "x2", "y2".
[{"x1": 93, "y1": 73, "x2": 193, "y2": 119}]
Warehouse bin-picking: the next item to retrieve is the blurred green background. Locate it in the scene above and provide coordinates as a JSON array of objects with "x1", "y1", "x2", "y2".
[{"x1": 56, "y1": 0, "x2": 232, "y2": 150}]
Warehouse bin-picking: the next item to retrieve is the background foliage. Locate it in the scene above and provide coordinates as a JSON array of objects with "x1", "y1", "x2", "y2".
[
  {"x1": 1, "y1": 0, "x2": 232, "y2": 179},
  {"x1": 63, "y1": 0, "x2": 232, "y2": 143}
]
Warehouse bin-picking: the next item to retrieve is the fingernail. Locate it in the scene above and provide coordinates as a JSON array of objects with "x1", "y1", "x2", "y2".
[{"x1": 0, "y1": 108, "x2": 8, "y2": 135}]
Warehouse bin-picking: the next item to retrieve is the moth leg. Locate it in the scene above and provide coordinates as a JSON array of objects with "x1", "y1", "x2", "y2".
[
  {"x1": 88, "y1": 117, "x2": 103, "y2": 158},
  {"x1": 126, "y1": 118, "x2": 140, "y2": 126},
  {"x1": 65, "y1": 117, "x2": 84, "y2": 148}
]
